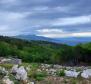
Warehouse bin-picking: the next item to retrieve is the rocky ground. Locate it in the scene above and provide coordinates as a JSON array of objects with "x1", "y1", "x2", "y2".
[{"x1": 0, "y1": 63, "x2": 91, "y2": 84}]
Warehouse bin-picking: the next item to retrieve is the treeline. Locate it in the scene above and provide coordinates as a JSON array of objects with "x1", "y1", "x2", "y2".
[{"x1": 0, "y1": 36, "x2": 91, "y2": 65}]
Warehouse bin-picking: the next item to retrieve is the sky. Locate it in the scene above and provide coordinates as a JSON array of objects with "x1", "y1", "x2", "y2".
[{"x1": 0, "y1": 0, "x2": 91, "y2": 38}]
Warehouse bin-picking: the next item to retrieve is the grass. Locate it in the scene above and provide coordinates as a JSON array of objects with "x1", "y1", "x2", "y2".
[
  {"x1": 28, "y1": 70, "x2": 47, "y2": 81},
  {"x1": 56, "y1": 69, "x2": 65, "y2": 77},
  {"x1": 0, "y1": 64, "x2": 13, "y2": 69},
  {"x1": 71, "y1": 79, "x2": 77, "y2": 84}
]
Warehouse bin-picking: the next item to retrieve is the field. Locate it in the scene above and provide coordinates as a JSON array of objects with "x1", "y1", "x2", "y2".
[{"x1": 0, "y1": 63, "x2": 91, "y2": 84}]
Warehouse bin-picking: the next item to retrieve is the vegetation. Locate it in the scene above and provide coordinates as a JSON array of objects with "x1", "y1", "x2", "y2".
[
  {"x1": 0, "y1": 36, "x2": 91, "y2": 65},
  {"x1": 34, "y1": 71, "x2": 47, "y2": 81},
  {"x1": 57, "y1": 69, "x2": 65, "y2": 77}
]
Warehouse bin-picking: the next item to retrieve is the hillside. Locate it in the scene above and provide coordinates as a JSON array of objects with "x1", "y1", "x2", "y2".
[
  {"x1": 14, "y1": 35, "x2": 91, "y2": 46},
  {"x1": 0, "y1": 36, "x2": 91, "y2": 65}
]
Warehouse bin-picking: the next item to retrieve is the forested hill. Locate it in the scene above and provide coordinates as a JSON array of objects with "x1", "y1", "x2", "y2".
[{"x1": 0, "y1": 36, "x2": 91, "y2": 65}]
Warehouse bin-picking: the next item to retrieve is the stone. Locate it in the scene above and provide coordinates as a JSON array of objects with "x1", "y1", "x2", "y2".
[
  {"x1": 64, "y1": 70, "x2": 80, "y2": 78},
  {"x1": 2, "y1": 76, "x2": 14, "y2": 84},
  {"x1": 0, "y1": 67, "x2": 8, "y2": 76},
  {"x1": 15, "y1": 66, "x2": 28, "y2": 81},
  {"x1": 81, "y1": 69, "x2": 91, "y2": 78},
  {"x1": 47, "y1": 69, "x2": 57, "y2": 76},
  {"x1": 27, "y1": 82, "x2": 35, "y2": 84},
  {"x1": 53, "y1": 65, "x2": 62, "y2": 69},
  {"x1": 11, "y1": 58, "x2": 22, "y2": 64},
  {"x1": 11, "y1": 65, "x2": 18, "y2": 74}
]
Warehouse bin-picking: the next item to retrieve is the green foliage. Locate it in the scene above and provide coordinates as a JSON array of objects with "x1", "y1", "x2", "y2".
[
  {"x1": 28, "y1": 69, "x2": 47, "y2": 81},
  {"x1": 56, "y1": 69, "x2": 65, "y2": 76},
  {"x1": 0, "y1": 36, "x2": 91, "y2": 65},
  {"x1": 34, "y1": 71, "x2": 47, "y2": 81},
  {"x1": 28, "y1": 63, "x2": 39, "y2": 78}
]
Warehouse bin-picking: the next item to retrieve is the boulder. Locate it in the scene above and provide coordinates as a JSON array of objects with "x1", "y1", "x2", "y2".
[
  {"x1": 81, "y1": 69, "x2": 91, "y2": 78},
  {"x1": 15, "y1": 66, "x2": 28, "y2": 81},
  {"x1": 64, "y1": 70, "x2": 80, "y2": 78}
]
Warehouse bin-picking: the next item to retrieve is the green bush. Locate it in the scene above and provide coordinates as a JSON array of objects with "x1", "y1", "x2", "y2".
[
  {"x1": 29, "y1": 70, "x2": 47, "y2": 81},
  {"x1": 34, "y1": 71, "x2": 47, "y2": 81},
  {"x1": 56, "y1": 69, "x2": 65, "y2": 76}
]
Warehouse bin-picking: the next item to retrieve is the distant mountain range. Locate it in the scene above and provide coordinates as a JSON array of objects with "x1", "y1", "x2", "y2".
[{"x1": 13, "y1": 35, "x2": 91, "y2": 46}]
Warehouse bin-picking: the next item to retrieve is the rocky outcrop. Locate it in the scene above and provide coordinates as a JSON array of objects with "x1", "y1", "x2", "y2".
[
  {"x1": 15, "y1": 66, "x2": 28, "y2": 82},
  {"x1": 81, "y1": 69, "x2": 91, "y2": 78},
  {"x1": 64, "y1": 70, "x2": 80, "y2": 78}
]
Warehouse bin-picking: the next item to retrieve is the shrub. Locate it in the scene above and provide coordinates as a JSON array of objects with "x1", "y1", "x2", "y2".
[
  {"x1": 29, "y1": 70, "x2": 47, "y2": 81},
  {"x1": 34, "y1": 71, "x2": 47, "y2": 81},
  {"x1": 56, "y1": 69, "x2": 65, "y2": 76}
]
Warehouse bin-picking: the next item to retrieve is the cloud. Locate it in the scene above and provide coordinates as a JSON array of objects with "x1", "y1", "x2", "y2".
[
  {"x1": 0, "y1": 25, "x2": 21, "y2": 36},
  {"x1": 38, "y1": 32, "x2": 91, "y2": 38},
  {"x1": 37, "y1": 28, "x2": 69, "y2": 38},
  {"x1": 73, "y1": 32, "x2": 91, "y2": 37},
  {"x1": 0, "y1": 11, "x2": 31, "y2": 36},
  {"x1": 29, "y1": 0, "x2": 52, "y2": 3},
  {"x1": 37, "y1": 29, "x2": 63, "y2": 33},
  {"x1": 0, "y1": 0, "x2": 91, "y2": 38},
  {"x1": 32, "y1": 6, "x2": 49, "y2": 11},
  {"x1": 0, "y1": 12, "x2": 30, "y2": 21},
  {"x1": 0, "y1": 0, "x2": 16, "y2": 4},
  {"x1": 0, "y1": 31, "x2": 22, "y2": 36},
  {"x1": 30, "y1": 6, "x2": 71, "y2": 14},
  {"x1": 0, "y1": 25, "x2": 9, "y2": 31},
  {"x1": 52, "y1": 15, "x2": 91, "y2": 26}
]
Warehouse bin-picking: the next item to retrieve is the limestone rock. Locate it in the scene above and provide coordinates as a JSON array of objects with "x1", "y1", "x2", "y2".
[
  {"x1": 81, "y1": 69, "x2": 91, "y2": 78},
  {"x1": 2, "y1": 76, "x2": 14, "y2": 84},
  {"x1": 11, "y1": 65, "x2": 18, "y2": 74},
  {"x1": 15, "y1": 66, "x2": 28, "y2": 81},
  {"x1": 65, "y1": 70, "x2": 80, "y2": 78}
]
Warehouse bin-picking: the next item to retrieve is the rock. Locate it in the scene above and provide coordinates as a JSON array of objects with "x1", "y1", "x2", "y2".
[
  {"x1": 81, "y1": 69, "x2": 91, "y2": 78},
  {"x1": 64, "y1": 70, "x2": 80, "y2": 78},
  {"x1": 0, "y1": 57, "x2": 22, "y2": 64},
  {"x1": 11, "y1": 58, "x2": 22, "y2": 64},
  {"x1": 81, "y1": 72, "x2": 89, "y2": 78},
  {"x1": 0, "y1": 67, "x2": 8, "y2": 76},
  {"x1": 11, "y1": 65, "x2": 18, "y2": 74},
  {"x1": 27, "y1": 82, "x2": 35, "y2": 84},
  {"x1": 47, "y1": 69, "x2": 57, "y2": 76},
  {"x1": 41, "y1": 64, "x2": 51, "y2": 69},
  {"x1": 53, "y1": 65, "x2": 62, "y2": 69},
  {"x1": 26, "y1": 66, "x2": 31, "y2": 71},
  {"x1": 2, "y1": 76, "x2": 14, "y2": 84},
  {"x1": 15, "y1": 66, "x2": 28, "y2": 81},
  {"x1": 37, "y1": 69, "x2": 42, "y2": 72}
]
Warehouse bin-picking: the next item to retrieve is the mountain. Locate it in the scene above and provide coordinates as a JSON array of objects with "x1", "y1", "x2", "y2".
[
  {"x1": 55, "y1": 37, "x2": 91, "y2": 45},
  {"x1": 14, "y1": 35, "x2": 91, "y2": 45},
  {"x1": 14, "y1": 35, "x2": 54, "y2": 41}
]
